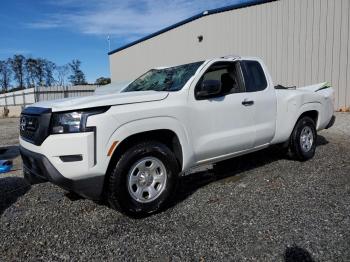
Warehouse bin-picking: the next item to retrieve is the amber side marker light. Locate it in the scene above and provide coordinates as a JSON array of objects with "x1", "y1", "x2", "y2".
[{"x1": 107, "y1": 141, "x2": 119, "y2": 156}]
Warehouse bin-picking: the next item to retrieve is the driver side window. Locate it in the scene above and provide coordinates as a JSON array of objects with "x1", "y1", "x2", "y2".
[{"x1": 195, "y1": 61, "x2": 245, "y2": 100}]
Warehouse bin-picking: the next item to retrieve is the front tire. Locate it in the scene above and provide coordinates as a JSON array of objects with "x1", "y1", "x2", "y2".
[
  {"x1": 107, "y1": 141, "x2": 179, "y2": 216},
  {"x1": 289, "y1": 116, "x2": 317, "y2": 161}
]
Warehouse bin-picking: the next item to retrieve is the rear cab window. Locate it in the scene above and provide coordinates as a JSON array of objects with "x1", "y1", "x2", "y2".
[{"x1": 240, "y1": 61, "x2": 267, "y2": 92}]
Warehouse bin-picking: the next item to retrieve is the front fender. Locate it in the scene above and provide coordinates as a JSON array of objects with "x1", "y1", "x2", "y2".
[{"x1": 105, "y1": 117, "x2": 195, "y2": 171}]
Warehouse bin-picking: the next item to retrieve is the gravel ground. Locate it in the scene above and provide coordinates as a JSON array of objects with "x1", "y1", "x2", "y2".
[
  {"x1": 0, "y1": 118, "x2": 19, "y2": 147},
  {"x1": 0, "y1": 113, "x2": 349, "y2": 261}
]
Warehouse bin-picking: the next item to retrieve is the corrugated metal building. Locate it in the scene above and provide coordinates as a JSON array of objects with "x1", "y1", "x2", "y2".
[{"x1": 108, "y1": 0, "x2": 350, "y2": 110}]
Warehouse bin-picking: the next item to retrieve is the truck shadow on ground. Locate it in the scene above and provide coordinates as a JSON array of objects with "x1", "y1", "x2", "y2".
[
  {"x1": 169, "y1": 135, "x2": 329, "y2": 211},
  {"x1": 0, "y1": 177, "x2": 30, "y2": 216},
  {"x1": 0, "y1": 145, "x2": 31, "y2": 216},
  {"x1": 0, "y1": 145, "x2": 20, "y2": 160},
  {"x1": 284, "y1": 245, "x2": 314, "y2": 262}
]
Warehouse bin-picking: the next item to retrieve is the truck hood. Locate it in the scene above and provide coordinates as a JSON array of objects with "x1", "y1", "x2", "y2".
[{"x1": 32, "y1": 91, "x2": 169, "y2": 112}]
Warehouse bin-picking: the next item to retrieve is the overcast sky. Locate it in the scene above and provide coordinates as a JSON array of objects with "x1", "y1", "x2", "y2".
[{"x1": 0, "y1": 0, "x2": 252, "y2": 82}]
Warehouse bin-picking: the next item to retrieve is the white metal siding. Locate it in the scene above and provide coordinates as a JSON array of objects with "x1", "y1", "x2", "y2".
[{"x1": 109, "y1": 0, "x2": 350, "y2": 110}]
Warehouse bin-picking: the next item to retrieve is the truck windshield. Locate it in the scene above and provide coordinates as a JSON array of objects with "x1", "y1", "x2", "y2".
[{"x1": 123, "y1": 61, "x2": 204, "y2": 92}]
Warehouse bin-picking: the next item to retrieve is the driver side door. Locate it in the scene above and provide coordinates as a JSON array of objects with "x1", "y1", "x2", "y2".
[{"x1": 188, "y1": 61, "x2": 256, "y2": 164}]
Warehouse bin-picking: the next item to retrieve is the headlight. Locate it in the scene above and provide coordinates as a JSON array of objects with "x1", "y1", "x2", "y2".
[
  {"x1": 51, "y1": 111, "x2": 83, "y2": 134},
  {"x1": 51, "y1": 107, "x2": 110, "y2": 134}
]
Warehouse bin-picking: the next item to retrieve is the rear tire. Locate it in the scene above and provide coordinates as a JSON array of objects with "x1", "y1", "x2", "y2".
[
  {"x1": 289, "y1": 116, "x2": 317, "y2": 161},
  {"x1": 107, "y1": 141, "x2": 179, "y2": 216}
]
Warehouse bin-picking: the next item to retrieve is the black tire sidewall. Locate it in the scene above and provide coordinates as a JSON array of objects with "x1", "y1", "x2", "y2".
[
  {"x1": 108, "y1": 141, "x2": 179, "y2": 215},
  {"x1": 291, "y1": 117, "x2": 317, "y2": 160}
]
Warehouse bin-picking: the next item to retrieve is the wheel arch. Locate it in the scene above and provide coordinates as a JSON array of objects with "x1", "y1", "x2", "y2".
[
  {"x1": 289, "y1": 108, "x2": 320, "y2": 141},
  {"x1": 296, "y1": 110, "x2": 319, "y2": 127},
  {"x1": 104, "y1": 117, "x2": 193, "y2": 177},
  {"x1": 272, "y1": 102, "x2": 321, "y2": 144},
  {"x1": 108, "y1": 129, "x2": 183, "y2": 172}
]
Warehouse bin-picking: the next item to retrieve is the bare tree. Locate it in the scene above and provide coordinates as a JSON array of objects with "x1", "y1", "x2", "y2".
[
  {"x1": 25, "y1": 58, "x2": 37, "y2": 88},
  {"x1": 26, "y1": 58, "x2": 57, "y2": 87},
  {"x1": 0, "y1": 59, "x2": 12, "y2": 92},
  {"x1": 35, "y1": 58, "x2": 45, "y2": 86},
  {"x1": 68, "y1": 59, "x2": 86, "y2": 85},
  {"x1": 56, "y1": 64, "x2": 70, "y2": 86},
  {"x1": 44, "y1": 60, "x2": 56, "y2": 86},
  {"x1": 10, "y1": 54, "x2": 26, "y2": 89}
]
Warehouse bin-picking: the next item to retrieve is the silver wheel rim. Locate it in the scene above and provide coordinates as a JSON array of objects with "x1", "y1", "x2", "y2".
[
  {"x1": 127, "y1": 157, "x2": 167, "y2": 203},
  {"x1": 300, "y1": 126, "x2": 314, "y2": 152}
]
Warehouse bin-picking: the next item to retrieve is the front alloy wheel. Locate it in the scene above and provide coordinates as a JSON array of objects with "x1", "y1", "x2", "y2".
[
  {"x1": 127, "y1": 157, "x2": 167, "y2": 203},
  {"x1": 107, "y1": 141, "x2": 179, "y2": 216}
]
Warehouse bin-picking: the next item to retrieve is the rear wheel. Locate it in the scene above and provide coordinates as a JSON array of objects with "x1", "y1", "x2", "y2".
[
  {"x1": 107, "y1": 141, "x2": 179, "y2": 216},
  {"x1": 289, "y1": 116, "x2": 317, "y2": 161}
]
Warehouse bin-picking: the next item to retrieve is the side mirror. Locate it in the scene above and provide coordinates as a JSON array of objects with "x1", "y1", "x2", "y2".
[{"x1": 196, "y1": 80, "x2": 221, "y2": 98}]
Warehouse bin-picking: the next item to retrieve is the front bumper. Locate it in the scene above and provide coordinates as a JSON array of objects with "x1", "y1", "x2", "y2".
[{"x1": 20, "y1": 146, "x2": 104, "y2": 200}]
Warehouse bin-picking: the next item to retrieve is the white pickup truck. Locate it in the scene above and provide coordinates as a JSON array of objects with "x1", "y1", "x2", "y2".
[{"x1": 20, "y1": 56, "x2": 335, "y2": 215}]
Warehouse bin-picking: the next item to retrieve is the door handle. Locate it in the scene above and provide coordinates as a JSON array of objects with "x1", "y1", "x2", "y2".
[{"x1": 242, "y1": 99, "x2": 254, "y2": 106}]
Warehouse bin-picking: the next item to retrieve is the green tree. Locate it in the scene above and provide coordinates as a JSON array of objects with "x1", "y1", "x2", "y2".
[
  {"x1": 95, "y1": 77, "x2": 111, "y2": 86},
  {"x1": 68, "y1": 59, "x2": 86, "y2": 85}
]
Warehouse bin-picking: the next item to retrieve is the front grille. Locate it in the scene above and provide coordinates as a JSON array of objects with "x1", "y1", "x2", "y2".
[
  {"x1": 20, "y1": 115, "x2": 39, "y2": 142},
  {"x1": 20, "y1": 107, "x2": 52, "y2": 146}
]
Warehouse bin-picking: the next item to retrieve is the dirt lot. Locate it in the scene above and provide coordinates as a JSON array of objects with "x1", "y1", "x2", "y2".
[
  {"x1": 0, "y1": 114, "x2": 349, "y2": 261},
  {"x1": 0, "y1": 118, "x2": 20, "y2": 147}
]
